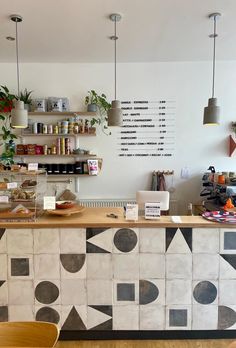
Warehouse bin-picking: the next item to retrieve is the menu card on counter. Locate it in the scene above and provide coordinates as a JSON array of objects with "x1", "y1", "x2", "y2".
[
  {"x1": 145, "y1": 202, "x2": 160, "y2": 219},
  {"x1": 28, "y1": 163, "x2": 38, "y2": 171},
  {"x1": 43, "y1": 196, "x2": 56, "y2": 210},
  {"x1": 126, "y1": 204, "x2": 139, "y2": 221}
]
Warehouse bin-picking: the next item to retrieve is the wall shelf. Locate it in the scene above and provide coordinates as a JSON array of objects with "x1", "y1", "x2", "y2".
[
  {"x1": 14, "y1": 154, "x2": 97, "y2": 158},
  {"x1": 28, "y1": 111, "x2": 96, "y2": 116},
  {"x1": 20, "y1": 133, "x2": 96, "y2": 137}
]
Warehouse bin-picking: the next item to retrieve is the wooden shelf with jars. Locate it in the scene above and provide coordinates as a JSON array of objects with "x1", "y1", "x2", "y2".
[
  {"x1": 14, "y1": 154, "x2": 97, "y2": 158},
  {"x1": 20, "y1": 133, "x2": 96, "y2": 137},
  {"x1": 28, "y1": 111, "x2": 96, "y2": 116}
]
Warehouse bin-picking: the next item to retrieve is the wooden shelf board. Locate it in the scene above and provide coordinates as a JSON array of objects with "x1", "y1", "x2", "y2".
[
  {"x1": 28, "y1": 111, "x2": 96, "y2": 116},
  {"x1": 14, "y1": 154, "x2": 97, "y2": 158},
  {"x1": 20, "y1": 133, "x2": 96, "y2": 137},
  {"x1": 47, "y1": 174, "x2": 94, "y2": 177}
]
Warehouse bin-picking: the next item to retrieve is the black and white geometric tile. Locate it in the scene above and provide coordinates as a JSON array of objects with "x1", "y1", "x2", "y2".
[
  {"x1": 113, "y1": 228, "x2": 139, "y2": 253},
  {"x1": 166, "y1": 305, "x2": 191, "y2": 330},
  {"x1": 1, "y1": 227, "x2": 236, "y2": 331},
  {"x1": 139, "y1": 228, "x2": 165, "y2": 253},
  {"x1": 0, "y1": 229, "x2": 6, "y2": 254}
]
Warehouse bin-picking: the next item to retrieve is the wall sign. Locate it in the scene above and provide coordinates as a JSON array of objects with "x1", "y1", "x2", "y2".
[{"x1": 118, "y1": 100, "x2": 176, "y2": 157}]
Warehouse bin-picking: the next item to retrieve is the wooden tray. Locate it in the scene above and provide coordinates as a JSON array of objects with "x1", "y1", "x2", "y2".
[
  {"x1": 47, "y1": 204, "x2": 85, "y2": 216},
  {"x1": 0, "y1": 210, "x2": 35, "y2": 219}
]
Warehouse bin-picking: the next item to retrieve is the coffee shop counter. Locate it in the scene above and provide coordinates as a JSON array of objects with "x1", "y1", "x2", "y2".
[
  {"x1": 0, "y1": 207, "x2": 229, "y2": 228},
  {"x1": 1, "y1": 207, "x2": 236, "y2": 339}
]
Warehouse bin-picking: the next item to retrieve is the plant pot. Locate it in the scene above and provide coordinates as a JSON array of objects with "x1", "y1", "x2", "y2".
[
  {"x1": 89, "y1": 127, "x2": 96, "y2": 134},
  {"x1": 24, "y1": 104, "x2": 30, "y2": 111},
  {"x1": 87, "y1": 104, "x2": 97, "y2": 112}
]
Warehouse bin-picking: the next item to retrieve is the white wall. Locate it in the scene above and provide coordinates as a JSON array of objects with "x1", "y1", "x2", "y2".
[{"x1": 1, "y1": 61, "x2": 236, "y2": 213}]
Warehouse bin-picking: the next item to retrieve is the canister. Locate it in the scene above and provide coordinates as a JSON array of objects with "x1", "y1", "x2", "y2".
[
  {"x1": 43, "y1": 145, "x2": 48, "y2": 155},
  {"x1": 33, "y1": 123, "x2": 38, "y2": 134},
  {"x1": 48, "y1": 125, "x2": 53, "y2": 134},
  {"x1": 51, "y1": 144, "x2": 57, "y2": 155},
  {"x1": 60, "y1": 137, "x2": 65, "y2": 155},
  {"x1": 43, "y1": 124, "x2": 48, "y2": 134},
  {"x1": 68, "y1": 122, "x2": 74, "y2": 134},
  {"x1": 53, "y1": 125, "x2": 59, "y2": 134},
  {"x1": 65, "y1": 138, "x2": 70, "y2": 154},
  {"x1": 61, "y1": 121, "x2": 68, "y2": 134},
  {"x1": 56, "y1": 138, "x2": 61, "y2": 155}
]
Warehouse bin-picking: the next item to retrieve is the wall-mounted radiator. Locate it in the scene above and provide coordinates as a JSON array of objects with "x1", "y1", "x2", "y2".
[{"x1": 79, "y1": 199, "x2": 178, "y2": 214}]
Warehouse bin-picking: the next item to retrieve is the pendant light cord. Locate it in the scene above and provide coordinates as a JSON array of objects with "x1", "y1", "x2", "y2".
[
  {"x1": 212, "y1": 16, "x2": 217, "y2": 98},
  {"x1": 15, "y1": 20, "x2": 20, "y2": 97},
  {"x1": 114, "y1": 19, "x2": 117, "y2": 100}
]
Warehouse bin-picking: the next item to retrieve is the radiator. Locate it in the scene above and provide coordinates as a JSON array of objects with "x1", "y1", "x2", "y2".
[
  {"x1": 79, "y1": 198, "x2": 178, "y2": 214},
  {"x1": 79, "y1": 199, "x2": 136, "y2": 208}
]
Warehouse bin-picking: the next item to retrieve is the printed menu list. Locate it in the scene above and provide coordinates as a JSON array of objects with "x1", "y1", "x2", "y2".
[{"x1": 118, "y1": 100, "x2": 176, "y2": 157}]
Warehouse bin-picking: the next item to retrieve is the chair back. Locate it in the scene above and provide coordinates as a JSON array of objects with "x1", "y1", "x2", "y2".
[{"x1": 0, "y1": 321, "x2": 59, "y2": 347}]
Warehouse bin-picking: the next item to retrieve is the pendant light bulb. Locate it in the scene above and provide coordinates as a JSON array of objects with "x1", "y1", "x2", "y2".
[
  {"x1": 10, "y1": 14, "x2": 28, "y2": 129},
  {"x1": 108, "y1": 13, "x2": 123, "y2": 127},
  {"x1": 203, "y1": 12, "x2": 221, "y2": 126}
]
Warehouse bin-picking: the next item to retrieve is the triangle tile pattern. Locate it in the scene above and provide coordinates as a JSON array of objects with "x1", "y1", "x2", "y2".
[
  {"x1": 221, "y1": 254, "x2": 236, "y2": 270},
  {"x1": 166, "y1": 228, "x2": 192, "y2": 252},
  {"x1": 0, "y1": 281, "x2": 5, "y2": 287},
  {"x1": 166, "y1": 229, "x2": 191, "y2": 253},
  {"x1": 89, "y1": 305, "x2": 112, "y2": 317},
  {"x1": 180, "y1": 228, "x2": 192, "y2": 251},
  {"x1": 220, "y1": 255, "x2": 236, "y2": 279},
  {"x1": 218, "y1": 305, "x2": 236, "y2": 329},
  {"x1": 166, "y1": 228, "x2": 178, "y2": 251},
  {"x1": 61, "y1": 306, "x2": 86, "y2": 330},
  {"x1": 0, "y1": 229, "x2": 5, "y2": 240},
  {"x1": 86, "y1": 228, "x2": 113, "y2": 253},
  {"x1": 86, "y1": 228, "x2": 109, "y2": 240},
  {"x1": 87, "y1": 306, "x2": 112, "y2": 330},
  {"x1": 86, "y1": 242, "x2": 110, "y2": 254},
  {"x1": 90, "y1": 319, "x2": 112, "y2": 331}
]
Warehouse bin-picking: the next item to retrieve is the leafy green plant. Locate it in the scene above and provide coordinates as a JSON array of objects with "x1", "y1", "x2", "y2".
[
  {"x1": 0, "y1": 86, "x2": 17, "y2": 165},
  {"x1": 85, "y1": 90, "x2": 111, "y2": 135},
  {"x1": 19, "y1": 88, "x2": 33, "y2": 105}
]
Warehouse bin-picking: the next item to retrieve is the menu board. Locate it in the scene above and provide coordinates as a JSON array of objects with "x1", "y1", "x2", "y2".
[{"x1": 118, "y1": 100, "x2": 176, "y2": 157}]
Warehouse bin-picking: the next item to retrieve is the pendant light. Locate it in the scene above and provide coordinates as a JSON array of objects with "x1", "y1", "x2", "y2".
[
  {"x1": 107, "y1": 13, "x2": 123, "y2": 127},
  {"x1": 10, "y1": 14, "x2": 28, "y2": 129},
  {"x1": 203, "y1": 12, "x2": 221, "y2": 125}
]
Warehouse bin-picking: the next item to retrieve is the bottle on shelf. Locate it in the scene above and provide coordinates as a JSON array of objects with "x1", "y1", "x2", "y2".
[{"x1": 187, "y1": 202, "x2": 193, "y2": 216}]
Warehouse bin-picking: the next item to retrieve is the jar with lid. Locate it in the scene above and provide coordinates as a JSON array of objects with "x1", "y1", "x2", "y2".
[{"x1": 51, "y1": 144, "x2": 57, "y2": 155}]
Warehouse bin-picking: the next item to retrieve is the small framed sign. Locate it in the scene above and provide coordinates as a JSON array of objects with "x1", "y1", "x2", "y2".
[
  {"x1": 126, "y1": 204, "x2": 139, "y2": 221},
  {"x1": 145, "y1": 202, "x2": 160, "y2": 220},
  {"x1": 43, "y1": 196, "x2": 56, "y2": 210},
  {"x1": 28, "y1": 163, "x2": 38, "y2": 171}
]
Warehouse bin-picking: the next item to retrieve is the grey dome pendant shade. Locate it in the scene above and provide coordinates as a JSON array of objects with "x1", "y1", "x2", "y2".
[
  {"x1": 10, "y1": 14, "x2": 28, "y2": 129},
  {"x1": 108, "y1": 13, "x2": 123, "y2": 127},
  {"x1": 203, "y1": 12, "x2": 221, "y2": 125}
]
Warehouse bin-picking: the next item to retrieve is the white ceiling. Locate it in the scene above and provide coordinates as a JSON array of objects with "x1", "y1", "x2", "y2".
[{"x1": 0, "y1": 0, "x2": 235, "y2": 63}]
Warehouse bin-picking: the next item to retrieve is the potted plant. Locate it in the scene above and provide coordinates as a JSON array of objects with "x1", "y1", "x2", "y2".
[
  {"x1": 0, "y1": 86, "x2": 18, "y2": 165},
  {"x1": 85, "y1": 90, "x2": 111, "y2": 135},
  {"x1": 19, "y1": 88, "x2": 33, "y2": 111}
]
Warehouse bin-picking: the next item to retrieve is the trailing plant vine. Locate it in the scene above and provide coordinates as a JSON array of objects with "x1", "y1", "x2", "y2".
[{"x1": 0, "y1": 86, "x2": 17, "y2": 165}]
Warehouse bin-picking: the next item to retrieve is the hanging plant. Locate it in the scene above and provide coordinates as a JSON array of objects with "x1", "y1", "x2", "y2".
[{"x1": 0, "y1": 86, "x2": 18, "y2": 165}]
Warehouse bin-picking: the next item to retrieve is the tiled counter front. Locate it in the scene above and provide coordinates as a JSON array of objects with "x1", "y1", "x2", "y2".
[{"x1": 1, "y1": 226, "x2": 236, "y2": 332}]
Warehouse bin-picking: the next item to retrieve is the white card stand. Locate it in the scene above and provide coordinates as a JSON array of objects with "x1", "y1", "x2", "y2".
[
  {"x1": 126, "y1": 204, "x2": 139, "y2": 221},
  {"x1": 145, "y1": 202, "x2": 161, "y2": 220}
]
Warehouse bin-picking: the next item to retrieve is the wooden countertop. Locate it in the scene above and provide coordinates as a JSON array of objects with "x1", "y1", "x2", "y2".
[{"x1": 0, "y1": 207, "x2": 234, "y2": 228}]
